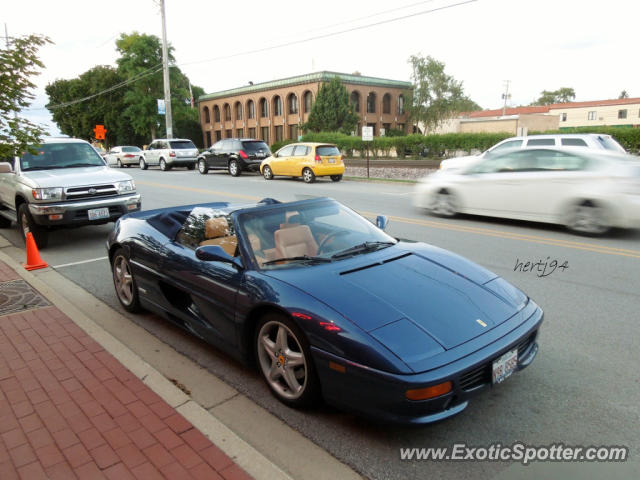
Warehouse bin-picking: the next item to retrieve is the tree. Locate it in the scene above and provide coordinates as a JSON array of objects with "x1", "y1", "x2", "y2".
[
  {"x1": 303, "y1": 77, "x2": 358, "y2": 134},
  {"x1": 531, "y1": 87, "x2": 576, "y2": 105},
  {"x1": 619, "y1": 90, "x2": 629, "y2": 99},
  {"x1": 407, "y1": 54, "x2": 479, "y2": 133},
  {"x1": 0, "y1": 34, "x2": 51, "y2": 158}
]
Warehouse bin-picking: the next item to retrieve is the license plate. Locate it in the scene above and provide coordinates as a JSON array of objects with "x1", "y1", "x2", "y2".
[
  {"x1": 492, "y1": 348, "x2": 518, "y2": 384},
  {"x1": 329, "y1": 158, "x2": 336, "y2": 164},
  {"x1": 88, "y1": 207, "x2": 109, "y2": 221}
]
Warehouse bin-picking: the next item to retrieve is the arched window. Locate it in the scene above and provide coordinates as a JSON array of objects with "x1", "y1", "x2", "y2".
[
  {"x1": 397, "y1": 94, "x2": 405, "y2": 115},
  {"x1": 303, "y1": 91, "x2": 313, "y2": 113},
  {"x1": 288, "y1": 93, "x2": 298, "y2": 114},
  {"x1": 382, "y1": 93, "x2": 391, "y2": 114},
  {"x1": 367, "y1": 92, "x2": 376, "y2": 114},
  {"x1": 273, "y1": 96, "x2": 282, "y2": 116},
  {"x1": 247, "y1": 100, "x2": 255, "y2": 119},
  {"x1": 224, "y1": 104, "x2": 231, "y2": 121},
  {"x1": 235, "y1": 101, "x2": 243, "y2": 121},
  {"x1": 260, "y1": 98, "x2": 268, "y2": 118},
  {"x1": 213, "y1": 105, "x2": 220, "y2": 123},
  {"x1": 203, "y1": 106, "x2": 210, "y2": 123},
  {"x1": 350, "y1": 91, "x2": 360, "y2": 113}
]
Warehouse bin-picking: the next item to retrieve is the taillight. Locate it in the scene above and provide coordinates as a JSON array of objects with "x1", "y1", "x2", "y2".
[
  {"x1": 339, "y1": 155, "x2": 343, "y2": 163},
  {"x1": 239, "y1": 150, "x2": 249, "y2": 159},
  {"x1": 314, "y1": 154, "x2": 322, "y2": 163},
  {"x1": 169, "y1": 151, "x2": 176, "y2": 157},
  {"x1": 124, "y1": 154, "x2": 134, "y2": 158}
]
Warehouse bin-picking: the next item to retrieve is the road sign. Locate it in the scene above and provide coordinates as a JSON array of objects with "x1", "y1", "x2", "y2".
[
  {"x1": 93, "y1": 125, "x2": 106, "y2": 140},
  {"x1": 362, "y1": 126, "x2": 373, "y2": 141}
]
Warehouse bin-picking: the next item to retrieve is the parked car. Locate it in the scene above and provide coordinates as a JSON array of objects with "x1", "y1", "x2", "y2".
[
  {"x1": 197, "y1": 138, "x2": 271, "y2": 176},
  {"x1": 261, "y1": 143, "x2": 345, "y2": 183},
  {"x1": 107, "y1": 196, "x2": 543, "y2": 423},
  {"x1": 139, "y1": 138, "x2": 198, "y2": 171},
  {"x1": 104, "y1": 146, "x2": 142, "y2": 168},
  {"x1": 414, "y1": 147, "x2": 640, "y2": 235},
  {"x1": 439, "y1": 133, "x2": 627, "y2": 171},
  {"x1": 0, "y1": 137, "x2": 141, "y2": 248}
]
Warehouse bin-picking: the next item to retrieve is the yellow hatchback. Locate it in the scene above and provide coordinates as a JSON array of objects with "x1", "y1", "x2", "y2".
[{"x1": 260, "y1": 143, "x2": 345, "y2": 183}]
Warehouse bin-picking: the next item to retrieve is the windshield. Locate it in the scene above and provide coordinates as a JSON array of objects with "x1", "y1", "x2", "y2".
[
  {"x1": 597, "y1": 136, "x2": 625, "y2": 153},
  {"x1": 238, "y1": 199, "x2": 396, "y2": 269},
  {"x1": 169, "y1": 140, "x2": 196, "y2": 149},
  {"x1": 20, "y1": 143, "x2": 105, "y2": 171}
]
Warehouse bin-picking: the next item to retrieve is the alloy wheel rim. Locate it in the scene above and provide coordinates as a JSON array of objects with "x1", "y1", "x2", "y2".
[
  {"x1": 571, "y1": 205, "x2": 606, "y2": 234},
  {"x1": 303, "y1": 169, "x2": 312, "y2": 182},
  {"x1": 264, "y1": 166, "x2": 272, "y2": 179},
  {"x1": 433, "y1": 193, "x2": 455, "y2": 215},
  {"x1": 199, "y1": 160, "x2": 205, "y2": 173},
  {"x1": 257, "y1": 321, "x2": 307, "y2": 400},
  {"x1": 230, "y1": 161, "x2": 237, "y2": 175},
  {"x1": 113, "y1": 256, "x2": 134, "y2": 305}
]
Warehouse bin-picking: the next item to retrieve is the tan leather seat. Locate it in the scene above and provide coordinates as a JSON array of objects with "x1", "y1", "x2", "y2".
[
  {"x1": 274, "y1": 225, "x2": 318, "y2": 258},
  {"x1": 248, "y1": 233, "x2": 278, "y2": 266},
  {"x1": 199, "y1": 217, "x2": 237, "y2": 256}
]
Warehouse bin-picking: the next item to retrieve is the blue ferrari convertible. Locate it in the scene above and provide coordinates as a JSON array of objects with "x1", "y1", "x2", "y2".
[{"x1": 107, "y1": 197, "x2": 542, "y2": 424}]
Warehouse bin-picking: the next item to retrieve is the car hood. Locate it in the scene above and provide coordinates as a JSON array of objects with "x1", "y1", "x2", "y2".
[
  {"x1": 264, "y1": 246, "x2": 527, "y2": 353},
  {"x1": 20, "y1": 166, "x2": 133, "y2": 188},
  {"x1": 440, "y1": 154, "x2": 481, "y2": 171}
]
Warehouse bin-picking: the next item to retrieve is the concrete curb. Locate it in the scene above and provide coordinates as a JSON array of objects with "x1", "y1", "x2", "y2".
[{"x1": 0, "y1": 247, "x2": 293, "y2": 480}]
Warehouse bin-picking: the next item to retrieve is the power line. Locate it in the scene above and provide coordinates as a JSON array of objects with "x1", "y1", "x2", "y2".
[
  {"x1": 31, "y1": 0, "x2": 478, "y2": 112},
  {"x1": 179, "y1": 0, "x2": 478, "y2": 68}
]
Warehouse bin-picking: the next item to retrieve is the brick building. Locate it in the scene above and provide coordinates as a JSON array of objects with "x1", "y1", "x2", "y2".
[{"x1": 197, "y1": 71, "x2": 412, "y2": 148}]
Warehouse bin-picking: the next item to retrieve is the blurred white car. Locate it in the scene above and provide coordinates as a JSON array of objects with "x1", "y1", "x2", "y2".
[
  {"x1": 439, "y1": 133, "x2": 626, "y2": 171},
  {"x1": 414, "y1": 147, "x2": 640, "y2": 235},
  {"x1": 105, "y1": 146, "x2": 142, "y2": 168}
]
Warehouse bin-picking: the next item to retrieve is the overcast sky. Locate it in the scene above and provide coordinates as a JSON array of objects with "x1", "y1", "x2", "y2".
[{"x1": 3, "y1": 0, "x2": 638, "y2": 135}]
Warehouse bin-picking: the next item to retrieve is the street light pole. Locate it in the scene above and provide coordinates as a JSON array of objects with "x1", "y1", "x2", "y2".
[{"x1": 160, "y1": 0, "x2": 173, "y2": 139}]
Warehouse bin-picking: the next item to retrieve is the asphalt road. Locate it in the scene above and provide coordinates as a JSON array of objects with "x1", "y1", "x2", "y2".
[{"x1": 4, "y1": 166, "x2": 639, "y2": 480}]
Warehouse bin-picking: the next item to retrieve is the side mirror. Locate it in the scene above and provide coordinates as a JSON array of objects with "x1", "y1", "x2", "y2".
[
  {"x1": 196, "y1": 245, "x2": 243, "y2": 269},
  {"x1": 0, "y1": 162, "x2": 13, "y2": 173},
  {"x1": 376, "y1": 215, "x2": 389, "y2": 230}
]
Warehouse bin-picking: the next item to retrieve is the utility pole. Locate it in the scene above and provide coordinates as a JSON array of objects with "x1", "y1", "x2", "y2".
[
  {"x1": 160, "y1": 0, "x2": 173, "y2": 138},
  {"x1": 4, "y1": 23, "x2": 9, "y2": 47},
  {"x1": 501, "y1": 80, "x2": 511, "y2": 116}
]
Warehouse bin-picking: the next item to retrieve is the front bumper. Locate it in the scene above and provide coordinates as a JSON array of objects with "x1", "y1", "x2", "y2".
[
  {"x1": 312, "y1": 300, "x2": 543, "y2": 424},
  {"x1": 29, "y1": 193, "x2": 141, "y2": 227}
]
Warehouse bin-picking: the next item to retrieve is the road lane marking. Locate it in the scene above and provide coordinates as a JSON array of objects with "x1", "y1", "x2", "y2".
[
  {"x1": 53, "y1": 256, "x2": 108, "y2": 269},
  {"x1": 134, "y1": 180, "x2": 640, "y2": 259}
]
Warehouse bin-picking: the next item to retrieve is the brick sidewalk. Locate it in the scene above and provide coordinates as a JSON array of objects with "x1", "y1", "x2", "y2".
[{"x1": 0, "y1": 261, "x2": 252, "y2": 480}]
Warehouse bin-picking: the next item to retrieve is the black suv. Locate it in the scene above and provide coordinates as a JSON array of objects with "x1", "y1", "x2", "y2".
[{"x1": 197, "y1": 138, "x2": 271, "y2": 176}]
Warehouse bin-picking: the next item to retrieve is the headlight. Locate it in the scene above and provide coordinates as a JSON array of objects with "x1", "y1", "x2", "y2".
[
  {"x1": 116, "y1": 180, "x2": 135, "y2": 193},
  {"x1": 32, "y1": 187, "x2": 63, "y2": 200}
]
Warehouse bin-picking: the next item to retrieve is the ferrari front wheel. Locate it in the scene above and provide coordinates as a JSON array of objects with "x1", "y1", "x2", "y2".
[
  {"x1": 112, "y1": 249, "x2": 142, "y2": 313},
  {"x1": 255, "y1": 314, "x2": 319, "y2": 407}
]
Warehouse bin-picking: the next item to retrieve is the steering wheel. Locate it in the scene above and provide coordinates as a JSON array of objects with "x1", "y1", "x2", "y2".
[{"x1": 317, "y1": 230, "x2": 352, "y2": 255}]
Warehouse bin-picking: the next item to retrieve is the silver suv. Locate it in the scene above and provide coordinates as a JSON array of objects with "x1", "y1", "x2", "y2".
[
  {"x1": 440, "y1": 133, "x2": 626, "y2": 171},
  {"x1": 139, "y1": 138, "x2": 198, "y2": 171},
  {"x1": 0, "y1": 137, "x2": 141, "y2": 248}
]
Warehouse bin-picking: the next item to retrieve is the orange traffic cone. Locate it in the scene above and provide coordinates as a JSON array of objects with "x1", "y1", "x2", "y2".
[{"x1": 23, "y1": 232, "x2": 49, "y2": 271}]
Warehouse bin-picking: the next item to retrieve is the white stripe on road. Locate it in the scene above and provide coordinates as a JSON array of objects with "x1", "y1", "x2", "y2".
[{"x1": 53, "y1": 256, "x2": 108, "y2": 269}]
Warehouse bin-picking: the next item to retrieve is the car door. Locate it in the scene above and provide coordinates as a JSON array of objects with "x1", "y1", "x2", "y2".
[
  {"x1": 145, "y1": 141, "x2": 158, "y2": 164},
  {"x1": 0, "y1": 156, "x2": 17, "y2": 209},
  {"x1": 160, "y1": 214, "x2": 244, "y2": 350},
  {"x1": 271, "y1": 145, "x2": 296, "y2": 175}
]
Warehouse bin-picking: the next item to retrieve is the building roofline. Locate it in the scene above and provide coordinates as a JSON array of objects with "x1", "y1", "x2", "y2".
[{"x1": 198, "y1": 71, "x2": 412, "y2": 103}]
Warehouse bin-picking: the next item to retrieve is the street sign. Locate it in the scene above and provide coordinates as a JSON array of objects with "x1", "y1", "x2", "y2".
[
  {"x1": 362, "y1": 126, "x2": 373, "y2": 141},
  {"x1": 93, "y1": 125, "x2": 106, "y2": 140},
  {"x1": 157, "y1": 99, "x2": 166, "y2": 115}
]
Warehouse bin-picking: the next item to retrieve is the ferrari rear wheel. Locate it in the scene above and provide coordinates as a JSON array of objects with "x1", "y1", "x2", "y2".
[
  {"x1": 112, "y1": 249, "x2": 142, "y2": 313},
  {"x1": 255, "y1": 314, "x2": 319, "y2": 407}
]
